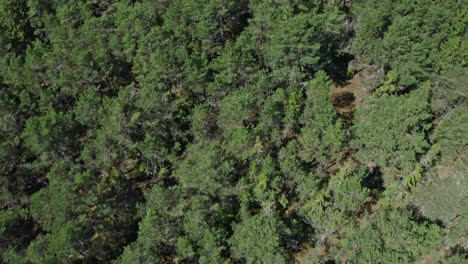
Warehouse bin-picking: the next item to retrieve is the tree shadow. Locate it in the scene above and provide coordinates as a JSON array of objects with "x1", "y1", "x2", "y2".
[
  {"x1": 407, "y1": 204, "x2": 445, "y2": 227},
  {"x1": 327, "y1": 53, "x2": 355, "y2": 84},
  {"x1": 332, "y1": 92, "x2": 356, "y2": 108},
  {"x1": 363, "y1": 168, "x2": 385, "y2": 193}
]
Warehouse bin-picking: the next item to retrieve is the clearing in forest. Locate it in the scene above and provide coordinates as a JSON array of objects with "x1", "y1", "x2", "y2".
[{"x1": 330, "y1": 70, "x2": 370, "y2": 120}]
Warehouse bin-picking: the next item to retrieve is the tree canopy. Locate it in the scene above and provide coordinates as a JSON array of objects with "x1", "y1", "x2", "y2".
[{"x1": 1, "y1": 0, "x2": 466, "y2": 263}]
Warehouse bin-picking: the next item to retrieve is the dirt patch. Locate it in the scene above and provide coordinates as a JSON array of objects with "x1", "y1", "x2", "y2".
[
  {"x1": 331, "y1": 70, "x2": 370, "y2": 116},
  {"x1": 293, "y1": 245, "x2": 327, "y2": 264},
  {"x1": 436, "y1": 165, "x2": 452, "y2": 179},
  {"x1": 332, "y1": 92, "x2": 356, "y2": 108}
]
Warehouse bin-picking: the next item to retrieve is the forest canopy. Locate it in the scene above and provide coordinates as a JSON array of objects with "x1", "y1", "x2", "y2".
[{"x1": 0, "y1": 0, "x2": 466, "y2": 263}]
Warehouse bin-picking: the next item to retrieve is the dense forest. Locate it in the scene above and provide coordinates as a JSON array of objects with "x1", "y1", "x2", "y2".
[{"x1": 0, "y1": 0, "x2": 466, "y2": 263}]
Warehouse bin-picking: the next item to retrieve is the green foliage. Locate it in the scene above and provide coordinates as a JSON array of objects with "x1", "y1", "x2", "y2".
[
  {"x1": 434, "y1": 107, "x2": 468, "y2": 159},
  {"x1": 250, "y1": 155, "x2": 282, "y2": 205},
  {"x1": 300, "y1": 164, "x2": 370, "y2": 238},
  {"x1": 175, "y1": 141, "x2": 236, "y2": 196},
  {"x1": 282, "y1": 90, "x2": 302, "y2": 137},
  {"x1": 420, "y1": 143, "x2": 441, "y2": 168},
  {"x1": 110, "y1": 1, "x2": 163, "y2": 62},
  {"x1": 190, "y1": 104, "x2": 216, "y2": 140},
  {"x1": 352, "y1": 83, "x2": 433, "y2": 176},
  {"x1": 0, "y1": 208, "x2": 31, "y2": 256},
  {"x1": 338, "y1": 209, "x2": 443, "y2": 263},
  {"x1": 74, "y1": 88, "x2": 102, "y2": 127},
  {"x1": 178, "y1": 194, "x2": 232, "y2": 263},
  {"x1": 229, "y1": 212, "x2": 287, "y2": 264},
  {"x1": 0, "y1": 0, "x2": 464, "y2": 263},
  {"x1": 0, "y1": 0, "x2": 33, "y2": 47},
  {"x1": 217, "y1": 90, "x2": 258, "y2": 135},
  {"x1": 328, "y1": 165, "x2": 370, "y2": 213},
  {"x1": 217, "y1": 90, "x2": 259, "y2": 160},
  {"x1": 22, "y1": 110, "x2": 76, "y2": 158},
  {"x1": 256, "y1": 88, "x2": 287, "y2": 146},
  {"x1": 350, "y1": 0, "x2": 464, "y2": 88},
  {"x1": 374, "y1": 70, "x2": 399, "y2": 95},
  {"x1": 404, "y1": 163, "x2": 423, "y2": 190},
  {"x1": 25, "y1": 221, "x2": 82, "y2": 264},
  {"x1": 298, "y1": 71, "x2": 345, "y2": 166},
  {"x1": 116, "y1": 185, "x2": 182, "y2": 263},
  {"x1": 411, "y1": 166, "x2": 467, "y2": 248}
]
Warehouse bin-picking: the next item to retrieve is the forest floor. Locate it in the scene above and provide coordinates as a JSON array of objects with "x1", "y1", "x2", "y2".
[{"x1": 330, "y1": 70, "x2": 370, "y2": 122}]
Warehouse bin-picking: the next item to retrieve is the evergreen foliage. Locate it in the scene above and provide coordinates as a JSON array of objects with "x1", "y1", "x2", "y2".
[{"x1": 0, "y1": 0, "x2": 466, "y2": 263}]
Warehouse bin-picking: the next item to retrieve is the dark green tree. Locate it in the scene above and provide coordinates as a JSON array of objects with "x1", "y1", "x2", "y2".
[{"x1": 229, "y1": 212, "x2": 288, "y2": 264}]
